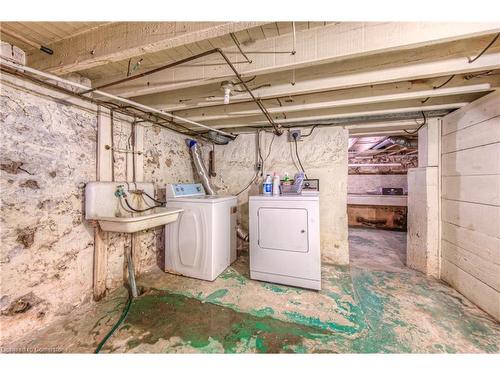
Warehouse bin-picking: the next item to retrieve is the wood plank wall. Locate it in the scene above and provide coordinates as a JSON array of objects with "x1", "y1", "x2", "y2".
[{"x1": 440, "y1": 91, "x2": 500, "y2": 321}]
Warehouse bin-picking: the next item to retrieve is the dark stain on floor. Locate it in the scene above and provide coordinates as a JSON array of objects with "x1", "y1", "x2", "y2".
[{"x1": 115, "y1": 290, "x2": 332, "y2": 353}]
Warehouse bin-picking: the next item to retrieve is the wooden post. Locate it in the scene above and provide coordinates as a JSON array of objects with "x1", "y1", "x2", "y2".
[
  {"x1": 131, "y1": 232, "x2": 141, "y2": 276},
  {"x1": 93, "y1": 106, "x2": 113, "y2": 301},
  {"x1": 134, "y1": 124, "x2": 144, "y2": 182},
  {"x1": 130, "y1": 123, "x2": 145, "y2": 276},
  {"x1": 93, "y1": 226, "x2": 108, "y2": 301}
]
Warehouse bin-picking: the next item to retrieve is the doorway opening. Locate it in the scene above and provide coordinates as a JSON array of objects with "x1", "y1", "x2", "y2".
[{"x1": 346, "y1": 135, "x2": 418, "y2": 268}]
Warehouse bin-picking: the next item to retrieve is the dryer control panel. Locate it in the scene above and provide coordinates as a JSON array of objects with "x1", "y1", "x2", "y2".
[{"x1": 166, "y1": 183, "x2": 206, "y2": 198}]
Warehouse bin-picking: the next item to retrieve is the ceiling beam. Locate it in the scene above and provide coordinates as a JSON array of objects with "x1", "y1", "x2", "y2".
[
  {"x1": 27, "y1": 22, "x2": 267, "y2": 75},
  {"x1": 132, "y1": 39, "x2": 500, "y2": 111},
  {"x1": 202, "y1": 100, "x2": 469, "y2": 129},
  {"x1": 173, "y1": 83, "x2": 493, "y2": 122},
  {"x1": 104, "y1": 22, "x2": 500, "y2": 98},
  {"x1": 347, "y1": 120, "x2": 421, "y2": 135}
]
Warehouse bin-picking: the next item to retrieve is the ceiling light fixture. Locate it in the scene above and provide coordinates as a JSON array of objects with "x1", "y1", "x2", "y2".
[{"x1": 220, "y1": 81, "x2": 234, "y2": 105}]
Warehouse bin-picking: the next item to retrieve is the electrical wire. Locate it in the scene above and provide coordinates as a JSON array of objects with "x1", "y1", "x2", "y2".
[
  {"x1": 95, "y1": 297, "x2": 132, "y2": 353},
  {"x1": 434, "y1": 74, "x2": 456, "y2": 89},
  {"x1": 420, "y1": 75, "x2": 456, "y2": 104},
  {"x1": 235, "y1": 170, "x2": 259, "y2": 197},
  {"x1": 235, "y1": 131, "x2": 276, "y2": 196},
  {"x1": 123, "y1": 197, "x2": 162, "y2": 212},
  {"x1": 261, "y1": 132, "x2": 276, "y2": 172},
  {"x1": 234, "y1": 76, "x2": 257, "y2": 85},
  {"x1": 293, "y1": 136, "x2": 308, "y2": 178},
  {"x1": 420, "y1": 33, "x2": 499, "y2": 105},
  {"x1": 468, "y1": 33, "x2": 500, "y2": 64},
  {"x1": 404, "y1": 111, "x2": 427, "y2": 135},
  {"x1": 141, "y1": 191, "x2": 166, "y2": 205},
  {"x1": 139, "y1": 194, "x2": 156, "y2": 208},
  {"x1": 119, "y1": 197, "x2": 138, "y2": 214},
  {"x1": 301, "y1": 124, "x2": 319, "y2": 138}
]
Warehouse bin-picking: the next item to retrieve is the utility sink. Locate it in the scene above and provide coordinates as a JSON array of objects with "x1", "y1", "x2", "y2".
[{"x1": 85, "y1": 181, "x2": 183, "y2": 233}]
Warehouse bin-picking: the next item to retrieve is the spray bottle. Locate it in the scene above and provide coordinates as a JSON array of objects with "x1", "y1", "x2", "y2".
[{"x1": 272, "y1": 172, "x2": 280, "y2": 196}]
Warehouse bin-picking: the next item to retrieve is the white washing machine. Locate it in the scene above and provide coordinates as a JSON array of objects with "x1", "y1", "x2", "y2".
[
  {"x1": 249, "y1": 193, "x2": 321, "y2": 290},
  {"x1": 165, "y1": 183, "x2": 237, "y2": 281}
]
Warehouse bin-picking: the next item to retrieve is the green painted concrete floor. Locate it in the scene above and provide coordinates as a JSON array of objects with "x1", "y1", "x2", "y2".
[{"x1": 12, "y1": 228, "x2": 500, "y2": 353}]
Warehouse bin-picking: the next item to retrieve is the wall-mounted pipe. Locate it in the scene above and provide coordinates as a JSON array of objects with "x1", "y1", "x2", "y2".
[
  {"x1": 1, "y1": 65, "x2": 219, "y2": 145},
  {"x1": 86, "y1": 48, "x2": 283, "y2": 136},
  {"x1": 0, "y1": 57, "x2": 236, "y2": 139},
  {"x1": 186, "y1": 139, "x2": 249, "y2": 241}
]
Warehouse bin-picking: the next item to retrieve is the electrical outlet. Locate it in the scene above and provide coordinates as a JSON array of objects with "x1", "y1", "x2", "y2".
[{"x1": 288, "y1": 129, "x2": 302, "y2": 142}]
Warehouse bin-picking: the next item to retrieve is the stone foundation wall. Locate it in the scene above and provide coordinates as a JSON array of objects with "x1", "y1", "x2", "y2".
[
  {"x1": 0, "y1": 74, "x2": 196, "y2": 345},
  {"x1": 1, "y1": 76, "x2": 98, "y2": 344}
]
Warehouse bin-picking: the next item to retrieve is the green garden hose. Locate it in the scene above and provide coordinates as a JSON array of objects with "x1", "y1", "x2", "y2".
[{"x1": 94, "y1": 297, "x2": 133, "y2": 353}]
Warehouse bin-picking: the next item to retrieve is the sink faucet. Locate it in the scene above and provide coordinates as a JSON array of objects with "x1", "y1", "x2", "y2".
[{"x1": 115, "y1": 185, "x2": 127, "y2": 198}]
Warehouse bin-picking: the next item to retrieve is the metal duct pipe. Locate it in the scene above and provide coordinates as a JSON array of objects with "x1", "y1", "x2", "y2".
[
  {"x1": 371, "y1": 136, "x2": 416, "y2": 150},
  {"x1": 236, "y1": 226, "x2": 249, "y2": 242},
  {"x1": 186, "y1": 139, "x2": 249, "y2": 241},
  {"x1": 390, "y1": 136, "x2": 418, "y2": 148},
  {"x1": 371, "y1": 137, "x2": 393, "y2": 150},
  {"x1": 186, "y1": 139, "x2": 216, "y2": 195}
]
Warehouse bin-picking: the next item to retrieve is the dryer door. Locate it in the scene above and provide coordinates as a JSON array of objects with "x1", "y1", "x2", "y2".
[
  {"x1": 249, "y1": 198, "x2": 321, "y2": 283},
  {"x1": 258, "y1": 208, "x2": 308, "y2": 252}
]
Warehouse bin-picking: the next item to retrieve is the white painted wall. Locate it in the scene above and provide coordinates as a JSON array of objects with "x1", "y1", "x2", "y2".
[
  {"x1": 407, "y1": 118, "x2": 440, "y2": 277},
  {"x1": 440, "y1": 91, "x2": 500, "y2": 321},
  {"x1": 407, "y1": 166, "x2": 439, "y2": 276}
]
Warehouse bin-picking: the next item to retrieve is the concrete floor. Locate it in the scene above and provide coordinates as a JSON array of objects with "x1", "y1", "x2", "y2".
[{"x1": 10, "y1": 228, "x2": 500, "y2": 353}]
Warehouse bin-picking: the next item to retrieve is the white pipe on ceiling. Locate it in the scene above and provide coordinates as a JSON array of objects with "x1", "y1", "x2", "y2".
[{"x1": 0, "y1": 57, "x2": 235, "y2": 138}]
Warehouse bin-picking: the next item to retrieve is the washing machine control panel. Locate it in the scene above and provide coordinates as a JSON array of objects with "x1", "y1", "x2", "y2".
[{"x1": 167, "y1": 183, "x2": 206, "y2": 198}]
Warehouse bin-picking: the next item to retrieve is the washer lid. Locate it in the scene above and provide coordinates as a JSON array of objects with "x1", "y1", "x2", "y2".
[{"x1": 167, "y1": 195, "x2": 236, "y2": 203}]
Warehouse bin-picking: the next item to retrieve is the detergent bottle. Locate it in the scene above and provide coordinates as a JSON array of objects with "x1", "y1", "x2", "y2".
[{"x1": 263, "y1": 174, "x2": 272, "y2": 196}]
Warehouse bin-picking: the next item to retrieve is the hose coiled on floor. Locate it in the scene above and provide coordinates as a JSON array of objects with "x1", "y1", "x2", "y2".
[{"x1": 94, "y1": 297, "x2": 132, "y2": 353}]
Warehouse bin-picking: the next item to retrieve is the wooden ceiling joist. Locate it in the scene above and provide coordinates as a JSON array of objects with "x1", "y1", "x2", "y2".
[
  {"x1": 101, "y1": 23, "x2": 500, "y2": 99},
  {"x1": 25, "y1": 22, "x2": 268, "y2": 75},
  {"x1": 131, "y1": 40, "x2": 500, "y2": 111}
]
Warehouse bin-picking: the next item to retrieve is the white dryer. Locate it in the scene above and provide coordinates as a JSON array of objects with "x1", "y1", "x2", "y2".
[
  {"x1": 165, "y1": 183, "x2": 237, "y2": 281},
  {"x1": 249, "y1": 194, "x2": 321, "y2": 290}
]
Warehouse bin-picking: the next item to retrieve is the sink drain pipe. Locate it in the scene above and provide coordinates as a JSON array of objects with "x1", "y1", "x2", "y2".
[
  {"x1": 95, "y1": 234, "x2": 138, "y2": 353},
  {"x1": 127, "y1": 236, "x2": 139, "y2": 298},
  {"x1": 186, "y1": 139, "x2": 249, "y2": 241},
  {"x1": 94, "y1": 243, "x2": 137, "y2": 352}
]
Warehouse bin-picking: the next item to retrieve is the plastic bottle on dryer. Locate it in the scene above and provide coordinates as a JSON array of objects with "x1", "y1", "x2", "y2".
[
  {"x1": 272, "y1": 173, "x2": 280, "y2": 196},
  {"x1": 263, "y1": 174, "x2": 273, "y2": 196}
]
